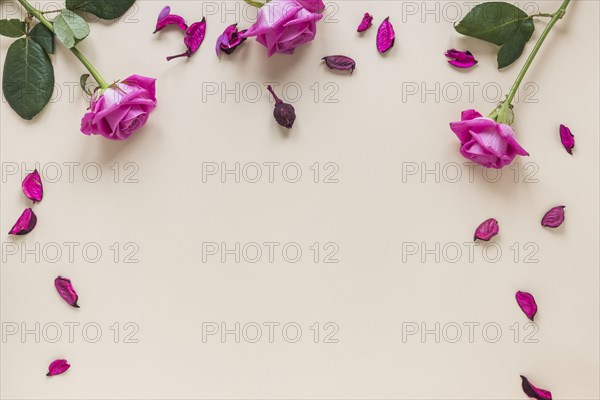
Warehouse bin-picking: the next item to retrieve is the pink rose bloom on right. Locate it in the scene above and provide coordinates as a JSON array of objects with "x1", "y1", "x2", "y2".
[
  {"x1": 241, "y1": 0, "x2": 324, "y2": 56},
  {"x1": 450, "y1": 109, "x2": 529, "y2": 169}
]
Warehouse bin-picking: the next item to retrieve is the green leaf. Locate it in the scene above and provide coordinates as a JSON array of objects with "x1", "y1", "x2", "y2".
[
  {"x1": 455, "y1": 2, "x2": 535, "y2": 68},
  {"x1": 28, "y1": 23, "x2": 55, "y2": 54},
  {"x1": 243, "y1": 0, "x2": 270, "y2": 8},
  {"x1": 80, "y1": 73, "x2": 92, "y2": 95},
  {"x1": 53, "y1": 9, "x2": 90, "y2": 48},
  {"x1": 2, "y1": 38, "x2": 55, "y2": 120},
  {"x1": 66, "y1": 0, "x2": 136, "y2": 19},
  {"x1": 0, "y1": 19, "x2": 26, "y2": 38}
]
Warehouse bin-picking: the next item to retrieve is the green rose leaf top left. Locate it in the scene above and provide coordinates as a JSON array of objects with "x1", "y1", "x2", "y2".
[{"x1": 52, "y1": 10, "x2": 89, "y2": 48}]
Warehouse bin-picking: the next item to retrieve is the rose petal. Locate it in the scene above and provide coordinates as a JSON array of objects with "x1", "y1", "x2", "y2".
[
  {"x1": 521, "y1": 375, "x2": 552, "y2": 400},
  {"x1": 295, "y1": 0, "x2": 325, "y2": 13},
  {"x1": 8, "y1": 208, "x2": 37, "y2": 235},
  {"x1": 22, "y1": 169, "x2": 43, "y2": 203},
  {"x1": 445, "y1": 48, "x2": 478, "y2": 68},
  {"x1": 47, "y1": 359, "x2": 70, "y2": 376},
  {"x1": 559, "y1": 124, "x2": 575, "y2": 155},
  {"x1": 541, "y1": 206, "x2": 565, "y2": 228},
  {"x1": 357, "y1": 12, "x2": 373, "y2": 32},
  {"x1": 158, "y1": 6, "x2": 170, "y2": 21},
  {"x1": 154, "y1": 13, "x2": 188, "y2": 33},
  {"x1": 376, "y1": 17, "x2": 395, "y2": 53},
  {"x1": 473, "y1": 218, "x2": 499, "y2": 241},
  {"x1": 216, "y1": 24, "x2": 247, "y2": 57},
  {"x1": 55, "y1": 276, "x2": 80, "y2": 308},
  {"x1": 322, "y1": 55, "x2": 356, "y2": 73},
  {"x1": 185, "y1": 18, "x2": 206, "y2": 54},
  {"x1": 516, "y1": 291, "x2": 537, "y2": 321}
]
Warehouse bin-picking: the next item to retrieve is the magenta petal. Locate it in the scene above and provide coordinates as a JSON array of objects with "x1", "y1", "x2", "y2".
[
  {"x1": 473, "y1": 218, "x2": 499, "y2": 241},
  {"x1": 445, "y1": 48, "x2": 478, "y2": 69},
  {"x1": 154, "y1": 13, "x2": 188, "y2": 33},
  {"x1": 376, "y1": 17, "x2": 395, "y2": 53},
  {"x1": 47, "y1": 359, "x2": 70, "y2": 376},
  {"x1": 516, "y1": 291, "x2": 538, "y2": 321},
  {"x1": 55, "y1": 276, "x2": 80, "y2": 308},
  {"x1": 521, "y1": 376, "x2": 552, "y2": 400},
  {"x1": 8, "y1": 208, "x2": 37, "y2": 235},
  {"x1": 216, "y1": 24, "x2": 247, "y2": 57},
  {"x1": 559, "y1": 124, "x2": 575, "y2": 155},
  {"x1": 357, "y1": 12, "x2": 373, "y2": 32},
  {"x1": 541, "y1": 206, "x2": 565, "y2": 228},
  {"x1": 322, "y1": 55, "x2": 356, "y2": 73},
  {"x1": 22, "y1": 169, "x2": 43, "y2": 203}
]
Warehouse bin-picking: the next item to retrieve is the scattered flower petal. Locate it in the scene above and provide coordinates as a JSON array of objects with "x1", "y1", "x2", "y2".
[
  {"x1": 22, "y1": 169, "x2": 43, "y2": 203},
  {"x1": 516, "y1": 291, "x2": 538, "y2": 321},
  {"x1": 322, "y1": 55, "x2": 356, "y2": 73},
  {"x1": 473, "y1": 218, "x2": 499, "y2": 241},
  {"x1": 154, "y1": 7, "x2": 188, "y2": 33},
  {"x1": 521, "y1": 375, "x2": 552, "y2": 400},
  {"x1": 541, "y1": 206, "x2": 565, "y2": 228},
  {"x1": 55, "y1": 276, "x2": 80, "y2": 308},
  {"x1": 357, "y1": 13, "x2": 373, "y2": 32},
  {"x1": 158, "y1": 5, "x2": 170, "y2": 21},
  {"x1": 267, "y1": 85, "x2": 296, "y2": 129},
  {"x1": 215, "y1": 23, "x2": 247, "y2": 57},
  {"x1": 376, "y1": 17, "x2": 395, "y2": 53},
  {"x1": 47, "y1": 359, "x2": 70, "y2": 376},
  {"x1": 8, "y1": 208, "x2": 37, "y2": 235},
  {"x1": 445, "y1": 48, "x2": 478, "y2": 68},
  {"x1": 559, "y1": 124, "x2": 575, "y2": 155},
  {"x1": 167, "y1": 18, "x2": 206, "y2": 61}
]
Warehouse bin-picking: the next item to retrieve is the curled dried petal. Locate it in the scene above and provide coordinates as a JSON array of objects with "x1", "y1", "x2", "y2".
[
  {"x1": 559, "y1": 124, "x2": 575, "y2": 155},
  {"x1": 167, "y1": 18, "x2": 206, "y2": 61},
  {"x1": 154, "y1": 7, "x2": 188, "y2": 33},
  {"x1": 267, "y1": 85, "x2": 296, "y2": 129},
  {"x1": 516, "y1": 291, "x2": 537, "y2": 321},
  {"x1": 55, "y1": 276, "x2": 80, "y2": 308},
  {"x1": 357, "y1": 13, "x2": 373, "y2": 32},
  {"x1": 22, "y1": 169, "x2": 43, "y2": 203},
  {"x1": 541, "y1": 206, "x2": 565, "y2": 228},
  {"x1": 8, "y1": 208, "x2": 37, "y2": 235},
  {"x1": 521, "y1": 375, "x2": 552, "y2": 400},
  {"x1": 47, "y1": 359, "x2": 70, "y2": 376},
  {"x1": 376, "y1": 17, "x2": 395, "y2": 53},
  {"x1": 445, "y1": 48, "x2": 478, "y2": 68},
  {"x1": 473, "y1": 218, "x2": 499, "y2": 241},
  {"x1": 215, "y1": 24, "x2": 247, "y2": 57},
  {"x1": 322, "y1": 55, "x2": 356, "y2": 73}
]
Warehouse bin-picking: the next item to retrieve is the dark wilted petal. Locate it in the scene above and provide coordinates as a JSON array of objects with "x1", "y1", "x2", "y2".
[
  {"x1": 267, "y1": 85, "x2": 296, "y2": 129},
  {"x1": 55, "y1": 276, "x2": 80, "y2": 308},
  {"x1": 376, "y1": 17, "x2": 395, "y2": 53},
  {"x1": 322, "y1": 55, "x2": 356, "y2": 73},
  {"x1": 47, "y1": 359, "x2": 70, "y2": 376},
  {"x1": 154, "y1": 7, "x2": 188, "y2": 33},
  {"x1": 473, "y1": 218, "x2": 499, "y2": 241},
  {"x1": 215, "y1": 24, "x2": 247, "y2": 57},
  {"x1": 520, "y1": 375, "x2": 552, "y2": 400},
  {"x1": 8, "y1": 208, "x2": 37, "y2": 235},
  {"x1": 516, "y1": 291, "x2": 538, "y2": 321},
  {"x1": 541, "y1": 206, "x2": 565, "y2": 228},
  {"x1": 22, "y1": 169, "x2": 43, "y2": 203},
  {"x1": 445, "y1": 48, "x2": 478, "y2": 68},
  {"x1": 357, "y1": 12, "x2": 373, "y2": 32},
  {"x1": 559, "y1": 124, "x2": 575, "y2": 155},
  {"x1": 167, "y1": 18, "x2": 206, "y2": 61}
]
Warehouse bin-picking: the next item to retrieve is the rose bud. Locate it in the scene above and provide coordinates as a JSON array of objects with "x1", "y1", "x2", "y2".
[{"x1": 267, "y1": 85, "x2": 296, "y2": 129}]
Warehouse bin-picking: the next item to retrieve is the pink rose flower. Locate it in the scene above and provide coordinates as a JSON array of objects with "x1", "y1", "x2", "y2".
[
  {"x1": 450, "y1": 109, "x2": 529, "y2": 169},
  {"x1": 240, "y1": 0, "x2": 324, "y2": 57},
  {"x1": 81, "y1": 75, "x2": 157, "y2": 140}
]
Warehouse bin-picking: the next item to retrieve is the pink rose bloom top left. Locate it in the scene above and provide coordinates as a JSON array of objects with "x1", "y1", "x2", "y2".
[{"x1": 81, "y1": 75, "x2": 157, "y2": 140}]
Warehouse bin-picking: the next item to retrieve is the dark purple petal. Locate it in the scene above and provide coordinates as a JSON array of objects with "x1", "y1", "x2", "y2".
[
  {"x1": 216, "y1": 24, "x2": 247, "y2": 57},
  {"x1": 267, "y1": 85, "x2": 296, "y2": 129},
  {"x1": 516, "y1": 291, "x2": 538, "y2": 321},
  {"x1": 521, "y1": 375, "x2": 552, "y2": 400},
  {"x1": 473, "y1": 218, "x2": 499, "y2": 241},
  {"x1": 541, "y1": 206, "x2": 565, "y2": 228},
  {"x1": 22, "y1": 169, "x2": 43, "y2": 203},
  {"x1": 158, "y1": 6, "x2": 170, "y2": 21},
  {"x1": 376, "y1": 17, "x2": 395, "y2": 53},
  {"x1": 167, "y1": 18, "x2": 206, "y2": 60},
  {"x1": 357, "y1": 12, "x2": 373, "y2": 32},
  {"x1": 445, "y1": 48, "x2": 478, "y2": 68},
  {"x1": 322, "y1": 55, "x2": 356, "y2": 73},
  {"x1": 8, "y1": 208, "x2": 37, "y2": 235},
  {"x1": 47, "y1": 359, "x2": 70, "y2": 376},
  {"x1": 559, "y1": 124, "x2": 575, "y2": 155},
  {"x1": 55, "y1": 276, "x2": 80, "y2": 308},
  {"x1": 154, "y1": 9, "x2": 188, "y2": 34}
]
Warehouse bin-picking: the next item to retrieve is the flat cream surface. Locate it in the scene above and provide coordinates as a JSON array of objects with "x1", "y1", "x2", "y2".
[{"x1": 1, "y1": 0, "x2": 599, "y2": 398}]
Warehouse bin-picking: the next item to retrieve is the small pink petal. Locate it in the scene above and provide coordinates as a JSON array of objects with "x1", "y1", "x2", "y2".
[
  {"x1": 158, "y1": 6, "x2": 170, "y2": 21},
  {"x1": 216, "y1": 24, "x2": 247, "y2": 57},
  {"x1": 521, "y1": 375, "x2": 552, "y2": 400},
  {"x1": 154, "y1": 9, "x2": 188, "y2": 33},
  {"x1": 541, "y1": 206, "x2": 565, "y2": 228},
  {"x1": 47, "y1": 359, "x2": 70, "y2": 376},
  {"x1": 167, "y1": 18, "x2": 206, "y2": 60},
  {"x1": 445, "y1": 48, "x2": 478, "y2": 69},
  {"x1": 55, "y1": 276, "x2": 80, "y2": 308},
  {"x1": 376, "y1": 17, "x2": 395, "y2": 54},
  {"x1": 516, "y1": 291, "x2": 538, "y2": 321},
  {"x1": 22, "y1": 169, "x2": 43, "y2": 203},
  {"x1": 559, "y1": 124, "x2": 575, "y2": 155},
  {"x1": 8, "y1": 208, "x2": 37, "y2": 235},
  {"x1": 357, "y1": 13, "x2": 373, "y2": 32},
  {"x1": 473, "y1": 218, "x2": 499, "y2": 241}
]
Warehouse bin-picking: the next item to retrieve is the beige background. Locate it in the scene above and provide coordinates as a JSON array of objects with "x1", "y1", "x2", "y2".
[{"x1": 1, "y1": 0, "x2": 599, "y2": 399}]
